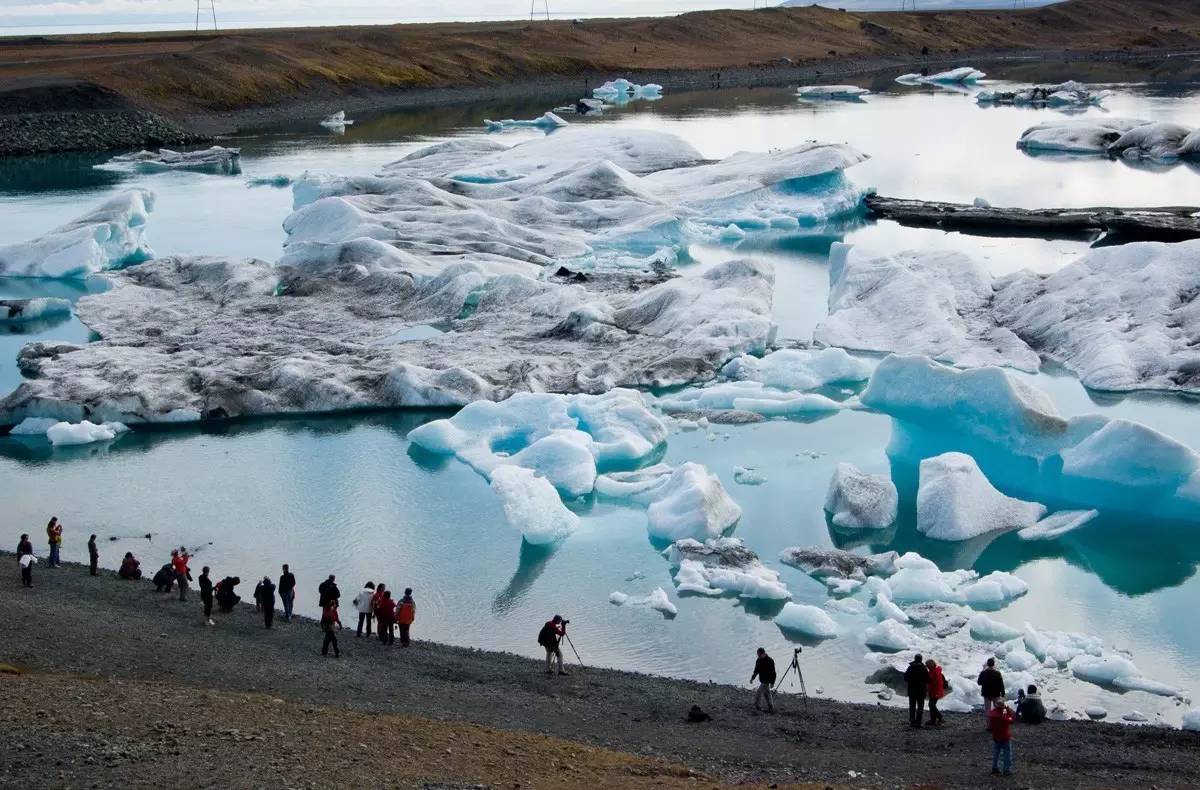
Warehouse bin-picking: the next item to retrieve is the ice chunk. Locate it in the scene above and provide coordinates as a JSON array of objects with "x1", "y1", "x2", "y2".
[
  {"x1": 778, "y1": 547, "x2": 898, "y2": 579},
  {"x1": 485, "y1": 112, "x2": 568, "y2": 131},
  {"x1": 1183, "y1": 709, "x2": 1200, "y2": 732},
  {"x1": 1112, "y1": 676, "x2": 1183, "y2": 697},
  {"x1": 960, "y1": 572, "x2": 1029, "y2": 605},
  {"x1": 609, "y1": 587, "x2": 677, "y2": 616},
  {"x1": 45, "y1": 420, "x2": 126, "y2": 446},
  {"x1": 1018, "y1": 509, "x2": 1099, "y2": 541},
  {"x1": 0, "y1": 190, "x2": 154, "y2": 278},
  {"x1": 796, "y1": 85, "x2": 869, "y2": 100},
  {"x1": 815, "y1": 243, "x2": 1040, "y2": 372},
  {"x1": 489, "y1": 465, "x2": 579, "y2": 545},
  {"x1": 592, "y1": 78, "x2": 662, "y2": 100},
  {"x1": 97, "y1": 146, "x2": 241, "y2": 175},
  {"x1": 917, "y1": 452, "x2": 1046, "y2": 541},
  {"x1": 873, "y1": 594, "x2": 909, "y2": 624},
  {"x1": 775, "y1": 603, "x2": 838, "y2": 638},
  {"x1": 0, "y1": 297, "x2": 71, "y2": 325},
  {"x1": 977, "y1": 81, "x2": 1109, "y2": 108},
  {"x1": 1069, "y1": 654, "x2": 1140, "y2": 686},
  {"x1": 896, "y1": 66, "x2": 985, "y2": 85},
  {"x1": 665, "y1": 537, "x2": 789, "y2": 599},
  {"x1": 8, "y1": 417, "x2": 60, "y2": 435},
  {"x1": 722, "y1": 347, "x2": 871, "y2": 391},
  {"x1": 824, "y1": 462, "x2": 898, "y2": 530},
  {"x1": 969, "y1": 613, "x2": 1024, "y2": 642},
  {"x1": 319, "y1": 110, "x2": 355, "y2": 128},
  {"x1": 1123, "y1": 711, "x2": 1149, "y2": 723},
  {"x1": 865, "y1": 619, "x2": 918, "y2": 651},
  {"x1": 1108, "y1": 122, "x2": 1194, "y2": 160},
  {"x1": 656, "y1": 381, "x2": 841, "y2": 417},
  {"x1": 1016, "y1": 118, "x2": 1150, "y2": 154},
  {"x1": 645, "y1": 463, "x2": 742, "y2": 541},
  {"x1": 733, "y1": 466, "x2": 767, "y2": 486}
]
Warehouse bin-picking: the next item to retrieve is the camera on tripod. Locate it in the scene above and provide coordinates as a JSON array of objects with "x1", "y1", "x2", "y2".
[{"x1": 793, "y1": 647, "x2": 802, "y2": 655}]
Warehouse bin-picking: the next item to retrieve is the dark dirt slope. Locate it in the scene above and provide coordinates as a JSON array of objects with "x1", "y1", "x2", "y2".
[{"x1": 1, "y1": 0, "x2": 1198, "y2": 119}]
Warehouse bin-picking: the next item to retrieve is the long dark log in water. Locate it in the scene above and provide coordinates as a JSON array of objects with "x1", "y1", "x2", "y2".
[{"x1": 863, "y1": 194, "x2": 1200, "y2": 243}]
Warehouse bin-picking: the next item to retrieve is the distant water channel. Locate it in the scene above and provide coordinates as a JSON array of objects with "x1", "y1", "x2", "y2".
[{"x1": 2, "y1": 72, "x2": 1199, "y2": 723}]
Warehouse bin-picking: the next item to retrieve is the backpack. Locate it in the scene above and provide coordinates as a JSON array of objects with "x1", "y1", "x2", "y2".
[{"x1": 537, "y1": 622, "x2": 555, "y2": 648}]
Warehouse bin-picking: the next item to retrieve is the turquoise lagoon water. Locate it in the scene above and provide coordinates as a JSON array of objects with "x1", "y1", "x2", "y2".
[{"x1": 2, "y1": 77, "x2": 1199, "y2": 722}]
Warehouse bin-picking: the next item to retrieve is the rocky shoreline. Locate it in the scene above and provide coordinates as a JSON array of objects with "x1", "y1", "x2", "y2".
[
  {"x1": 1, "y1": 555, "x2": 1197, "y2": 788},
  {"x1": 0, "y1": 109, "x2": 205, "y2": 157}
]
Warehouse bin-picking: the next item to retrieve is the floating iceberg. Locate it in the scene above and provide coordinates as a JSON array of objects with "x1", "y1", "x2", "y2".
[
  {"x1": 814, "y1": 243, "x2": 1040, "y2": 372},
  {"x1": 1069, "y1": 655, "x2": 1182, "y2": 697},
  {"x1": 733, "y1": 466, "x2": 766, "y2": 486},
  {"x1": 1108, "y1": 122, "x2": 1196, "y2": 160},
  {"x1": 45, "y1": 419, "x2": 128, "y2": 446},
  {"x1": 666, "y1": 537, "x2": 789, "y2": 599},
  {"x1": 968, "y1": 613, "x2": 1024, "y2": 642},
  {"x1": 778, "y1": 547, "x2": 898, "y2": 580},
  {"x1": 246, "y1": 174, "x2": 293, "y2": 189},
  {"x1": 796, "y1": 85, "x2": 869, "y2": 100},
  {"x1": 647, "y1": 465, "x2": 742, "y2": 542},
  {"x1": 1018, "y1": 509, "x2": 1098, "y2": 540},
  {"x1": 484, "y1": 112, "x2": 568, "y2": 131},
  {"x1": 917, "y1": 452, "x2": 1047, "y2": 542},
  {"x1": 0, "y1": 190, "x2": 154, "y2": 279},
  {"x1": 609, "y1": 586, "x2": 677, "y2": 616},
  {"x1": 722, "y1": 347, "x2": 871, "y2": 391},
  {"x1": 490, "y1": 465, "x2": 579, "y2": 545},
  {"x1": 1017, "y1": 118, "x2": 1200, "y2": 160},
  {"x1": 97, "y1": 146, "x2": 241, "y2": 175},
  {"x1": 775, "y1": 603, "x2": 838, "y2": 638},
  {"x1": 592, "y1": 78, "x2": 662, "y2": 101},
  {"x1": 977, "y1": 81, "x2": 1110, "y2": 107},
  {"x1": 864, "y1": 619, "x2": 918, "y2": 651},
  {"x1": 824, "y1": 462, "x2": 899, "y2": 531},
  {"x1": 319, "y1": 110, "x2": 354, "y2": 129},
  {"x1": 0, "y1": 297, "x2": 71, "y2": 325},
  {"x1": 896, "y1": 66, "x2": 985, "y2": 85}
]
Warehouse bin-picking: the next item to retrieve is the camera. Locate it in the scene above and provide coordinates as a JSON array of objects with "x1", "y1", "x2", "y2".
[
  {"x1": 794, "y1": 647, "x2": 803, "y2": 655},
  {"x1": 562, "y1": 619, "x2": 570, "y2": 625}
]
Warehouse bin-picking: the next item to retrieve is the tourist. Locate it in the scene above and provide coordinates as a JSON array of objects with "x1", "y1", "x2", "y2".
[
  {"x1": 397, "y1": 588, "x2": 416, "y2": 647},
  {"x1": 376, "y1": 590, "x2": 395, "y2": 645},
  {"x1": 16, "y1": 533, "x2": 33, "y2": 560},
  {"x1": 318, "y1": 574, "x2": 340, "y2": 608},
  {"x1": 903, "y1": 653, "x2": 930, "y2": 728},
  {"x1": 199, "y1": 566, "x2": 215, "y2": 626},
  {"x1": 19, "y1": 552, "x2": 36, "y2": 588},
  {"x1": 118, "y1": 552, "x2": 142, "y2": 580},
  {"x1": 320, "y1": 599, "x2": 342, "y2": 658},
  {"x1": 352, "y1": 581, "x2": 376, "y2": 637},
  {"x1": 46, "y1": 517, "x2": 62, "y2": 567},
  {"x1": 278, "y1": 564, "x2": 296, "y2": 621},
  {"x1": 978, "y1": 658, "x2": 1006, "y2": 723},
  {"x1": 172, "y1": 548, "x2": 191, "y2": 602},
  {"x1": 1016, "y1": 685, "x2": 1046, "y2": 724},
  {"x1": 215, "y1": 576, "x2": 241, "y2": 613},
  {"x1": 926, "y1": 658, "x2": 946, "y2": 726},
  {"x1": 538, "y1": 615, "x2": 569, "y2": 677},
  {"x1": 153, "y1": 562, "x2": 175, "y2": 592},
  {"x1": 88, "y1": 534, "x2": 99, "y2": 576},
  {"x1": 751, "y1": 647, "x2": 775, "y2": 713},
  {"x1": 256, "y1": 575, "x2": 277, "y2": 629},
  {"x1": 988, "y1": 698, "x2": 1016, "y2": 776}
]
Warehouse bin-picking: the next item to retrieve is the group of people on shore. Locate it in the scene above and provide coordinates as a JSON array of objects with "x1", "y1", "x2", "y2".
[{"x1": 14, "y1": 524, "x2": 419, "y2": 658}]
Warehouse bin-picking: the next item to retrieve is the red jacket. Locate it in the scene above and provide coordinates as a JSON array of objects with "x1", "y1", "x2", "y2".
[
  {"x1": 928, "y1": 666, "x2": 946, "y2": 700},
  {"x1": 397, "y1": 599, "x2": 415, "y2": 625},
  {"x1": 375, "y1": 599, "x2": 395, "y2": 623},
  {"x1": 172, "y1": 554, "x2": 189, "y2": 576},
  {"x1": 989, "y1": 706, "x2": 1014, "y2": 743}
]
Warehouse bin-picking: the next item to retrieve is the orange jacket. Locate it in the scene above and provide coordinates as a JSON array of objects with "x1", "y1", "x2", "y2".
[{"x1": 397, "y1": 598, "x2": 415, "y2": 625}]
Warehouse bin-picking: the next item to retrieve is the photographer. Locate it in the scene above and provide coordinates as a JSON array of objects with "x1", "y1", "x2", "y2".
[
  {"x1": 751, "y1": 647, "x2": 776, "y2": 713},
  {"x1": 537, "y1": 614, "x2": 570, "y2": 676}
]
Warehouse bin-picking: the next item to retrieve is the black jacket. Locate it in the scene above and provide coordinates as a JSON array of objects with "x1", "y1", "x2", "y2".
[
  {"x1": 318, "y1": 580, "x2": 340, "y2": 607},
  {"x1": 752, "y1": 655, "x2": 777, "y2": 685},
  {"x1": 978, "y1": 667, "x2": 1005, "y2": 699},
  {"x1": 199, "y1": 574, "x2": 213, "y2": 599},
  {"x1": 279, "y1": 572, "x2": 296, "y2": 594},
  {"x1": 904, "y1": 659, "x2": 930, "y2": 693},
  {"x1": 1017, "y1": 693, "x2": 1046, "y2": 724},
  {"x1": 257, "y1": 580, "x2": 277, "y2": 607}
]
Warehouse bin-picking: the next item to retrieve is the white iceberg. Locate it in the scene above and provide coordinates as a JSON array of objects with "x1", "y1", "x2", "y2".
[
  {"x1": 97, "y1": 146, "x2": 241, "y2": 175},
  {"x1": 873, "y1": 593, "x2": 909, "y2": 624},
  {"x1": 665, "y1": 537, "x2": 789, "y2": 600},
  {"x1": 485, "y1": 112, "x2": 568, "y2": 131},
  {"x1": 45, "y1": 419, "x2": 128, "y2": 446},
  {"x1": 896, "y1": 66, "x2": 985, "y2": 85},
  {"x1": 1183, "y1": 709, "x2": 1200, "y2": 732},
  {"x1": 592, "y1": 78, "x2": 662, "y2": 100},
  {"x1": 0, "y1": 190, "x2": 154, "y2": 279},
  {"x1": 1108, "y1": 121, "x2": 1195, "y2": 160},
  {"x1": 1018, "y1": 509, "x2": 1099, "y2": 541},
  {"x1": 609, "y1": 586, "x2": 677, "y2": 616},
  {"x1": 916, "y1": 452, "x2": 1047, "y2": 542},
  {"x1": 864, "y1": 619, "x2": 918, "y2": 651},
  {"x1": 775, "y1": 603, "x2": 838, "y2": 638},
  {"x1": 968, "y1": 613, "x2": 1024, "y2": 642},
  {"x1": 319, "y1": 110, "x2": 355, "y2": 128},
  {"x1": 733, "y1": 466, "x2": 767, "y2": 486},
  {"x1": 824, "y1": 462, "x2": 898, "y2": 531},
  {"x1": 721, "y1": 347, "x2": 871, "y2": 391},
  {"x1": 490, "y1": 465, "x2": 579, "y2": 545},
  {"x1": 647, "y1": 464, "x2": 742, "y2": 542},
  {"x1": 796, "y1": 85, "x2": 869, "y2": 100},
  {"x1": 977, "y1": 81, "x2": 1110, "y2": 108},
  {"x1": 0, "y1": 297, "x2": 71, "y2": 325},
  {"x1": 1016, "y1": 118, "x2": 1150, "y2": 155}
]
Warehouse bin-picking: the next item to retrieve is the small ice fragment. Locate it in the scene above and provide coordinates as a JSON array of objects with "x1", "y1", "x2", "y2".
[
  {"x1": 733, "y1": 466, "x2": 767, "y2": 486},
  {"x1": 774, "y1": 602, "x2": 838, "y2": 639}
]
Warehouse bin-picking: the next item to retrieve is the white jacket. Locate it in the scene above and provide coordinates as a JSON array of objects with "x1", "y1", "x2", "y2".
[{"x1": 353, "y1": 587, "x2": 375, "y2": 614}]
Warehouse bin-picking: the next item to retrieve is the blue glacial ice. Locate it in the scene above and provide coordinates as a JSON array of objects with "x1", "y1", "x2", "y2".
[
  {"x1": 0, "y1": 297, "x2": 71, "y2": 325},
  {"x1": 484, "y1": 112, "x2": 568, "y2": 131},
  {"x1": 489, "y1": 465, "x2": 579, "y2": 545},
  {"x1": 775, "y1": 603, "x2": 838, "y2": 638},
  {"x1": 916, "y1": 452, "x2": 1047, "y2": 541},
  {"x1": 895, "y1": 66, "x2": 985, "y2": 85}
]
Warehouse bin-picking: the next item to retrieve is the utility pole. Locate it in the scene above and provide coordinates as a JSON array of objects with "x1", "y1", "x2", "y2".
[
  {"x1": 529, "y1": 0, "x2": 549, "y2": 21},
  {"x1": 196, "y1": 0, "x2": 218, "y2": 32}
]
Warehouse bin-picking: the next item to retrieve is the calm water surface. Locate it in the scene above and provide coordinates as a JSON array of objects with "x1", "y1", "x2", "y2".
[{"x1": 2, "y1": 75, "x2": 1199, "y2": 721}]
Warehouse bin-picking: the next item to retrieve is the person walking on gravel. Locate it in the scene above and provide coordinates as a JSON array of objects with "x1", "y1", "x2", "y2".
[
  {"x1": 278, "y1": 564, "x2": 296, "y2": 621},
  {"x1": 397, "y1": 588, "x2": 416, "y2": 647},
  {"x1": 199, "y1": 566, "x2": 215, "y2": 626},
  {"x1": 538, "y1": 615, "x2": 569, "y2": 676},
  {"x1": 256, "y1": 575, "x2": 277, "y2": 629},
  {"x1": 905, "y1": 653, "x2": 930, "y2": 728},
  {"x1": 353, "y1": 581, "x2": 376, "y2": 637},
  {"x1": 926, "y1": 658, "x2": 946, "y2": 726},
  {"x1": 88, "y1": 534, "x2": 99, "y2": 576},
  {"x1": 321, "y1": 599, "x2": 343, "y2": 658},
  {"x1": 46, "y1": 517, "x2": 62, "y2": 567},
  {"x1": 978, "y1": 658, "x2": 1005, "y2": 724},
  {"x1": 751, "y1": 647, "x2": 776, "y2": 713}
]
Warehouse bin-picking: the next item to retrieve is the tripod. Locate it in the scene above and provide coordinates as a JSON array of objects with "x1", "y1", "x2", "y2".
[
  {"x1": 776, "y1": 647, "x2": 809, "y2": 712},
  {"x1": 564, "y1": 632, "x2": 584, "y2": 668}
]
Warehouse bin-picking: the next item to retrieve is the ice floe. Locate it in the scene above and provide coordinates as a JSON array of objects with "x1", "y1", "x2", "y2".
[
  {"x1": 733, "y1": 466, "x2": 767, "y2": 485},
  {"x1": 977, "y1": 81, "x2": 1110, "y2": 107},
  {"x1": 0, "y1": 190, "x2": 154, "y2": 279},
  {"x1": 796, "y1": 85, "x2": 869, "y2": 100},
  {"x1": 490, "y1": 465, "x2": 579, "y2": 545},
  {"x1": 778, "y1": 547, "x2": 897, "y2": 580},
  {"x1": 665, "y1": 537, "x2": 789, "y2": 599},
  {"x1": 0, "y1": 297, "x2": 71, "y2": 325},
  {"x1": 97, "y1": 146, "x2": 242, "y2": 175},
  {"x1": 646, "y1": 465, "x2": 743, "y2": 542},
  {"x1": 1018, "y1": 509, "x2": 1098, "y2": 540},
  {"x1": 45, "y1": 419, "x2": 128, "y2": 446},
  {"x1": 1017, "y1": 118, "x2": 1200, "y2": 160},
  {"x1": 485, "y1": 112, "x2": 568, "y2": 131},
  {"x1": 609, "y1": 587, "x2": 677, "y2": 616},
  {"x1": 916, "y1": 452, "x2": 1046, "y2": 541},
  {"x1": 592, "y1": 78, "x2": 662, "y2": 101},
  {"x1": 824, "y1": 462, "x2": 899, "y2": 531},
  {"x1": 896, "y1": 66, "x2": 985, "y2": 85},
  {"x1": 320, "y1": 111, "x2": 354, "y2": 129},
  {"x1": 775, "y1": 603, "x2": 838, "y2": 638}
]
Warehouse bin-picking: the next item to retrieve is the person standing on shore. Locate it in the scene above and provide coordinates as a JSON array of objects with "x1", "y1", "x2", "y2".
[
  {"x1": 17, "y1": 533, "x2": 33, "y2": 582},
  {"x1": 46, "y1": 517, "x2": 62, "y2": 567},
  {"x1": 87, "y1": 534, "x2": 99, "y2": 576},
  {"x1": 905, "y1": 653, "x2": 930, "y2": 728},
  {"x1": 538, "y1": 615, "x2": 569, "y2": 677},
  {"x1": 376, "y1": 590, "x2": 395, "y2": 645},
  {"x1": 318, "y1": 575, "x2": 340, "y2": 609},
  {"x1": 199, "y1": 566, "x2": 215, "y2": 626},
  {"x1": 397, "y1": 588, "x2": 416, "y2": 647},
  {"x1": 320, "y1": 599, "x2": 342, "y2": 658},
  {"x1": 278, "y1": 564, "x2": 296, "y2": 621},
  {"x1": 988, "y1": 698, "x2": 1016, "y2": 776},
  {"x1": 352, "y1": 581, "x2": 376, "y2": 637},
  {"x1": 978, "y1": 658, "x2": 1006, "y2": 725},
  {"x1": 19, "y1": 552, "x2": 36, "y2": 588},
  {"x1": 257, "y1": 575, "x2": 277, "y2": 629},
  {"x1": 751, "y1": 647, "x2": 776, "y2": 714},
  {"x1": 926, "y1": 658, "x2": 946, "y2": 726},
  {"x1": 172, "y1": 548, "x2": 191, "y2": 602}
]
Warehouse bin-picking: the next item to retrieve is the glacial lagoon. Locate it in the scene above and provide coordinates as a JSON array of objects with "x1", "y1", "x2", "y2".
[{"x1": 3, "y1": 76, "x2": 1199, "y2": 725}]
